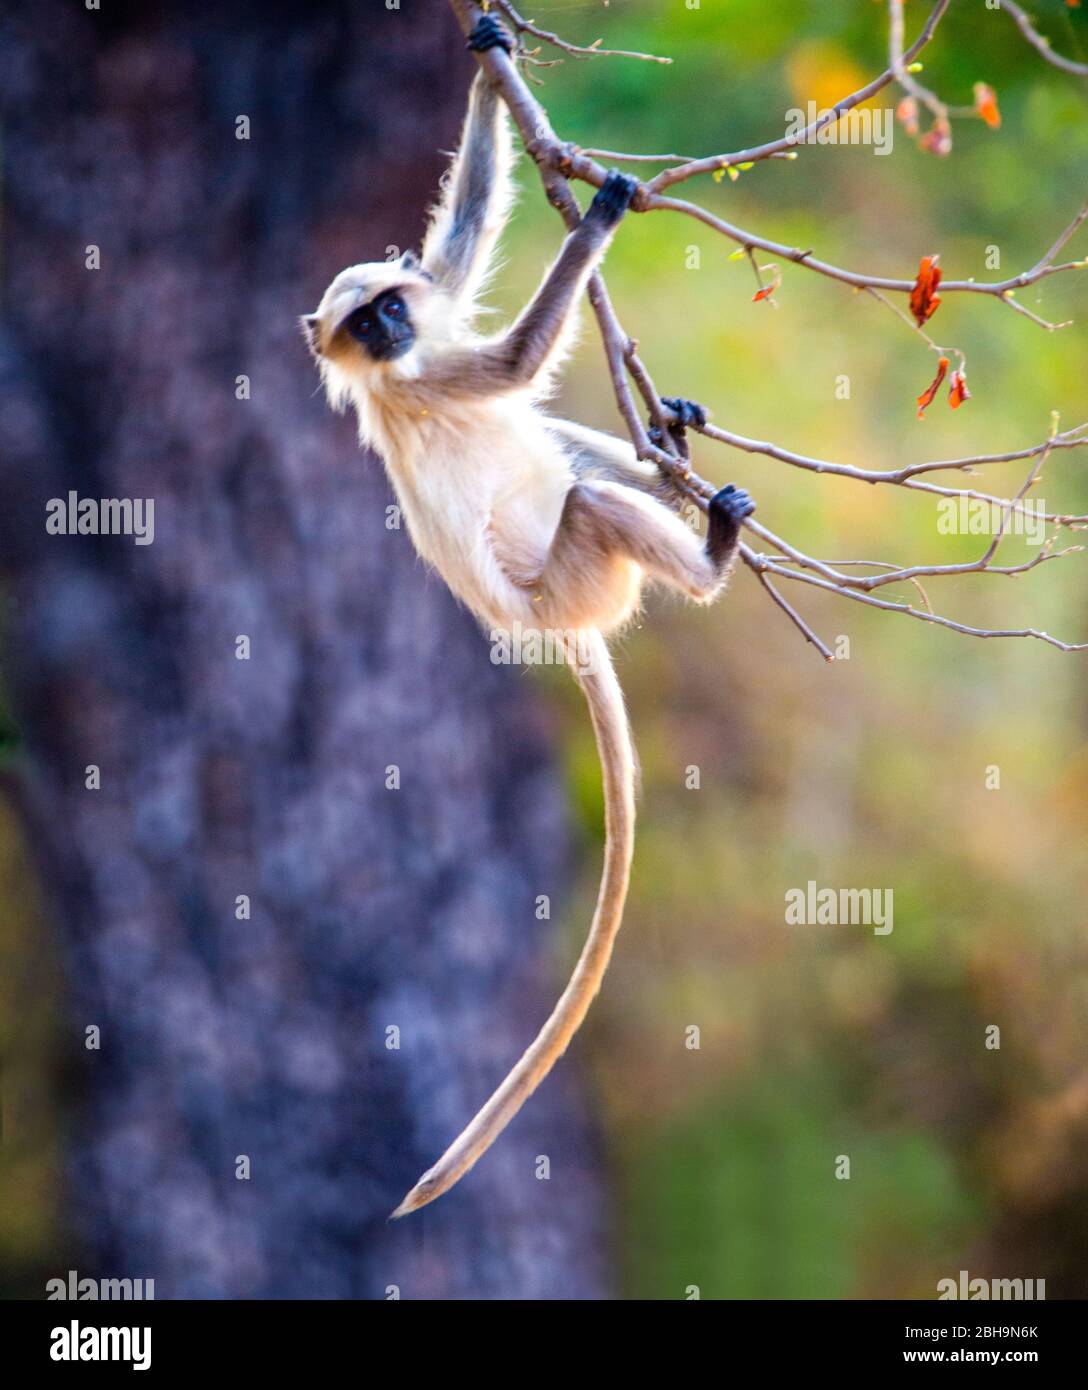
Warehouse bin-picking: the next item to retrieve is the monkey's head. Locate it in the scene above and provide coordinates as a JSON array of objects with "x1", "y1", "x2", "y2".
[{"x1": 302, "y1": 252, "x2": 449, "y2": 407}]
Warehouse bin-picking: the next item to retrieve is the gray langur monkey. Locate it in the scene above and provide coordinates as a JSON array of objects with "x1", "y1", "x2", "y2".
[{"x1": 302, "y1": 14, "x2": 755, "y2": 1218}]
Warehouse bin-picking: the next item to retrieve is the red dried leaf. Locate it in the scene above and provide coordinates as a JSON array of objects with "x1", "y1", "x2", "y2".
[
  {"x1": 948, "y1": 369, "x2": 971, "y2": 410},
  {"x1": 910, "y1": 255, "x2": 943, "y2": 327},
  {"x1": 919, "y1": 117, "x2": 952, "y2": 157},
  {"x1": 917, "y1": 356, "x2": 950, "y2": 419},
  {"x1": 973, "y1": 82, "x2": 1001, "y2": 130},
  {"x1": 751, "y1": 263, "x2": 781, "y2": 305}
]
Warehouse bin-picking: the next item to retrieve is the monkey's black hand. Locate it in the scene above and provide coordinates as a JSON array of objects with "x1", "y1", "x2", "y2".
[
  {"x1": 648, "y1": 397, "x2": 707, "y2": 446},
  {"x1": 587, "y1": 171, "x2": 639, "y2": 229},
  {"x1": 711, "y1": 484, "x2": 755, "y2": 524},
  {"x1": 661, "y1": 397, "x2": 707, "y2": 431},
  {"x1": 466, "y1": 15, "x2": 514, "y2": 54},
  {"x1": 706, "y1": 484, "x2": 756, "y2": 563}
]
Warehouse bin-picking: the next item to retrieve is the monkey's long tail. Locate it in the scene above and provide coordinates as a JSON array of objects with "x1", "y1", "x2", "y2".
[{"x1": 390, "y1": 628, "x2": 635, "y2": 1217}]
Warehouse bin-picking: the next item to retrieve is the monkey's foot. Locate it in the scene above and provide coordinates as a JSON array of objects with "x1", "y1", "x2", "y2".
[
  {"x1": 466, "y1": 15, "x2": 514, "y2": 54},
  {"x1": 661, "y1": 396, "x2": 708, "y2": 431},
  {"x1": 587, "y1": 170, "x2": 639, "y2": 228},
  {"x1": 710, "y1": 483, "x2": 756, "y2": 525}
]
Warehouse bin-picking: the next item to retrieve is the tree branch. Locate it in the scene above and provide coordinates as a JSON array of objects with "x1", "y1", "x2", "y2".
[
  {"x1": 645, "y1": 0, "x2": 953, "y2": 190},
  {"x1": 449, "y1": 0, "x2": 1088, "y2": 657},
  {"x1": 999, "y1": 0, "x2": 1088, "y2": 77},
  {"x1": 494, "y1": 0, "x2": 673, "y2": 66}
]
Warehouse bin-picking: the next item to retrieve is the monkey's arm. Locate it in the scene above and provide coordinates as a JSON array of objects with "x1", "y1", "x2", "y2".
[
  {"x1": 420, "y1": 51, "x2": 514, "y2": 308},
  {"x1": 429, "y1": 171, "x2": 638, "y2": 396}
]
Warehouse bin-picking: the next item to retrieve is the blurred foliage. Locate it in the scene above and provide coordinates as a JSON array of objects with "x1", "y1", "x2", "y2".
[
  {"x1": 624, "y1": 1068, "x2": 981, "y2": 1299},
  {"x1": 3, "y1": 0, "x2": 1088, "y2": 1297},
  {"x1": 503, "y1": 0, "x2": 1088, "y2": 1297}
]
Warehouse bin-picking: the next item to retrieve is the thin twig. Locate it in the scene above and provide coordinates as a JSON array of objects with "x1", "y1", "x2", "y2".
[
  {"x1": 648, "y1": 194, "x2": 1088, "y2": 325},
  {"x1": 579, "y1": 149, "x2": 699, "y2": 163},
  {"x1": 646, "y1": 0, "x2": 953, "y2": 191},
  {"x1": 999, "y1": 0, "x2": 1088, "y2": 77},
  {"x1": 747, "y1": 547, "x2": 1088, "y2": 651},
  {"x1": 889, "y1": 0, "x2": 951, "y2": 150},
  {"x1": 752, "y1": 567, "x2": 836, "y2": 661},
  {"x1": 494, "y1": 1, "x2": 672, "y2": 65}
]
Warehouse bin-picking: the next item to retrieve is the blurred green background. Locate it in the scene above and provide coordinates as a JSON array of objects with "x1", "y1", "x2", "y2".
[{"x1": 3, "y1": 0, "x2": 1087, "y2": 1297}]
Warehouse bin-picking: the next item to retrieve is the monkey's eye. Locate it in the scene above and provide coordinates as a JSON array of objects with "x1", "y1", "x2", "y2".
[
  {"x1": 348, "y1": 309, "x2": 373, "y2": 339},
  {"x1": 383, "y1": 295, "x2": 406, "y2": 320}
]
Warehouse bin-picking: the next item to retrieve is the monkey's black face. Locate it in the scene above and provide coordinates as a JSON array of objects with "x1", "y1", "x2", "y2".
[{"x1": 345, "y1": 289, "x2": 415, "y2": 361}]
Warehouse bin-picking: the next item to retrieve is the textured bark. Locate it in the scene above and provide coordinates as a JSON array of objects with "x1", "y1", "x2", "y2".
[{"x1": 0, "y1": 0, "x2": 607, "y2": 1298}]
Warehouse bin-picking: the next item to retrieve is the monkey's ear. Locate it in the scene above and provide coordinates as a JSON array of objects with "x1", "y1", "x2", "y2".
[
  {"x1": 300, "y1": 314, "x2": 322, "y2": 359},
  {"x1": 403, "y1": 249, "x2": 434, "y2": 283}
]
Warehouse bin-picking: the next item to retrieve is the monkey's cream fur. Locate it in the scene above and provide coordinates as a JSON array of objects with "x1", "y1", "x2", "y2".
[{"x1": 305, "y1": 68, "x2": 746, "y2": 1216}]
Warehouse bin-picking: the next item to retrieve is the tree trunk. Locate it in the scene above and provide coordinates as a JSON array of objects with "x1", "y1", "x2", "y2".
[{"x1": 0, "y1": 0, "x2": 607, "y2": 1299}]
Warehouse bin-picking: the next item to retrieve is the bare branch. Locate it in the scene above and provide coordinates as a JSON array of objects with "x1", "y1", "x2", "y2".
[
  {"x1": 751, "y1": 550, "x2": 1088, "y2": 652},
  {"x1": 646, "y1": 193, "x2": 1088, "y2": 324},
  {"x1": 687, "y1": 415, "x2": 1088, "y2": 520},
  {"x1": 494, "y1": 1, "x2": 673, "y2": 65},
  {"x1": 999, "y1": 0, "x2": 1088, "y2": 77},
  {"x1": 578, "y1": 149, "x2": 699, "y2": 164},
  {"x1": 889, "y1": 0, "x2": 951, "y2": 151},
  {"x1": 750, "y1": 564, "x2": 836, "y2": 661},
  {"x1": 646, "y1": 0, "x2": 953, "y2": 191}
]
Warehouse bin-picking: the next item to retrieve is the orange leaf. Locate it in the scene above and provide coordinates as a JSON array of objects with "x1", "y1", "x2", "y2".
[
  {"x1": 910, "y1": 255, "x2": 943, "y2": 327},
  {"x1": 948, "y1": 369, "x2": 971, "y2": 410},
  {"x1": 973, "y1": 82, "x2": 1001, "y2": 130},
  {"x1": 917, "y1": 356, "x2": 950, "y2": 419}
]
